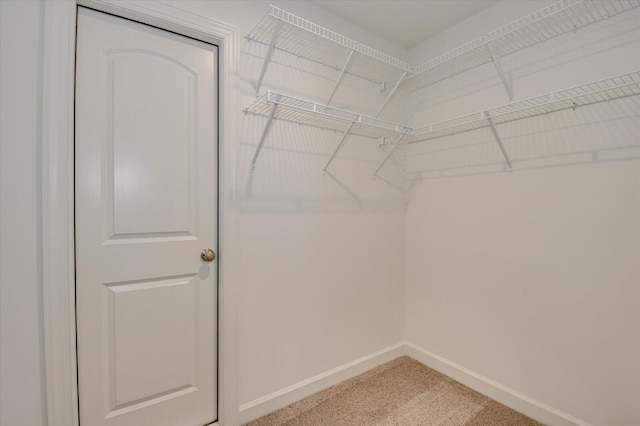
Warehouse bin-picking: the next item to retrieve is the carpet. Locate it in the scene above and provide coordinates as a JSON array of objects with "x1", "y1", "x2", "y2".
[{"x1": 244, "y1": 356, "x2": 544, "y2": 426}]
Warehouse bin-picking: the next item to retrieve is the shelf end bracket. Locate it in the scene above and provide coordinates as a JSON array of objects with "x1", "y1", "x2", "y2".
[
  {"x1": 485, "y1": 111, "x2": 512, "y2": 171},
  {"x1": 255, "y1": 20, "x2": 283, "y2": 94},
  {"x1": 487, "y1": 44, "x2": 513, "y2": 101},
  {"x1": 251, "y1": 100, "x2": 279, "y2": 169},
  {"x1": 373, "y1": 131, "x2": 409, "y2": 177},
  {"x1": 327, "y1": 50, "x2": 355, "y2": 105},
  {"x1": 375, "y1": 71, "x2": 408, "y2": 118},
  {"x1": 323, "y1": 121, "x2": 356, "y2": 172}
]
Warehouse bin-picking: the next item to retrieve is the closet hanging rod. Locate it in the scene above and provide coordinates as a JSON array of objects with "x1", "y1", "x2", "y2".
[
  {"x1": 245, "y1": 91, "x2": 412, "y2": 135},
  {"x1": 246, "y1": 5, "x2": 412, "y2": 106},
  {"x1": 244, "y1": 91, "x2": 412, "y2": 167},
  {"x1": 247, "y1": 5, "x2": 412, "y2": 71},
  {"x1": 404, "y1": 0, "x2": 640, "y2": 92},
  {"x1": 411, "y1": 70, "x2": 640, "y2": 144}
]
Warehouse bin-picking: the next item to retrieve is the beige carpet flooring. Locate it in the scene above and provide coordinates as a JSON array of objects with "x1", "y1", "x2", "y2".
[{"x1": 244, "y1": 356, "x2": 544, "y2": 426}]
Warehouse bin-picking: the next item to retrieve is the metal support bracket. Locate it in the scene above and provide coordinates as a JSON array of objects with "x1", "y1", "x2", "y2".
[
  {"x1": 375, "y1": 71, "x2": 408, "y2": 118},
  {"x1": 373, "y1": 131, "x2": 408, "y2": 177},
  {"x1": 323, "y1": 121, "x2": 356, "y2": 172},
  {"x1": 484, "y1": 111, "x2": 513, "y2": 171},
  {"x1": 327, "y1": 50, "x2": 354, "y2": 105},
  {"x1": 251, "y1": 96, "x2": 279, "y2": 169},
  {"x1": 255, "y1": 20, "x2": 283, "y2": 94},
  {"x1": 487, "y1": 43, "x2": 514, "y2": 101}
]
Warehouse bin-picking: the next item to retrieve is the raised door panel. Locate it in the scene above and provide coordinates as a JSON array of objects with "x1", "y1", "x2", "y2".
[
  {"x1": 109, "y1": 52, "x2": 196, "y2": 237},
  {"x1": 107, "y1": 275, "x2": 197, "y2": 413}
]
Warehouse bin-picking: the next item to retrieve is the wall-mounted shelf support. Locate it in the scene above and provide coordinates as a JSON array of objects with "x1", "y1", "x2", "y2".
[
  {"x1": 376, "y1": 71, "x2": 408, "y2": 118},
  {"x1": 327, "y1": 50, "x2": 355, "y2": 105},
  {"x1": 403, "y1": 0, "x2": 640, "y2": 93},
  {"x1": 255, "y1": 19, "x2": 283, "y2": 94},
  {"x1": 411, "y1": 71, "x2": 640, "y2": 148},
  {"x1": 251, "y1": 98, "x2": 279, "y2": 169},
  {"x1": 323, "y1": 121, "x2": 356, "y2": 172},
  {"x1": 484, "y1": 111, "x2": 513, "y2": 171},
  {"x1": 487, "y1": 43, "x2": 513, "y2": 101},
  {"x1": 247, "y1": 5, "x2": 413, "y2": 105},
  {"x1": 373, "y1": 131, "x2": 409, "y2": 177},
  {"x1": 245, "y1": 91, "x2": 412, "y2": 172}
]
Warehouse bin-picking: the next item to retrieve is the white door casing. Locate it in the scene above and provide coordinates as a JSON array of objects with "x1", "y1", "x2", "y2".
[{"x1": 75, "y1": 7, "x2": 218, "y2": 425}]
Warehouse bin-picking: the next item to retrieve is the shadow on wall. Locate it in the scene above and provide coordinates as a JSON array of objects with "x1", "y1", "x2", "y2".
[
  {"x1": 397, "y1": 8, "x2": 640, "y2": 191},
  {"x1": 241, "y1": 37, "x2": 407, "y2": 120},
  {"x1": 400, "y1": 97, "x2": 640, "y2": 182},
  {"x1": 237, "y1": 27, "x2": 410, "y2": 214},
  {"x1": 239, "y1": 115, "x2": 408, "y2": 214},
  {"x1": 237, "y1": 6, "x2": 640, "y2": 208}
]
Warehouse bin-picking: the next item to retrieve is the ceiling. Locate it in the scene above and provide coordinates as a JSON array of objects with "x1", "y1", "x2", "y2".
[{"x1": 311, "y1": 0, "x2": 499, "y2": 49}]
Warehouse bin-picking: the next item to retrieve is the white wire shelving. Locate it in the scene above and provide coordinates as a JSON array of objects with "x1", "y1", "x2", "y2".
[
  {"x1": 244, "y1": 71, "x2": 640, "y2": 177},
  {"x1": 410, "y1": 71, "x2": 640, "y2": 170},
  {"x1": 404, "y1": 0, "x2": 640, "y2": 96},
  {"x1": 243, "y1": 91, "x2": 412, "y2": 170},
  {"x1": 246, "y1": 5, "x2": 412, "y2": 115},
  {"x1": 243, "y1": 3, "x2": 640, "y2": 181}
]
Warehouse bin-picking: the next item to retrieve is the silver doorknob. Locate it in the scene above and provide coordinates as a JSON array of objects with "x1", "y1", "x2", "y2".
[{"x1": 200, "y1": 249, "x2": 216, "y2": 262}]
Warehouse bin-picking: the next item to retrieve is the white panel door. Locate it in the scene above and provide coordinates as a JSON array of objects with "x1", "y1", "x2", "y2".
[{"x1": 75, "y1": 7, "x2": 217, "y2": 426}]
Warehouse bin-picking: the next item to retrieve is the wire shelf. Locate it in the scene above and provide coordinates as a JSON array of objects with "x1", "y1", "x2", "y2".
[
  {"x1": 244, "y1": 91, "x2": 412, "y2": 139},
  {"x1": 410, "y1": 71, "x2": 640, "y2": 144},
  {"x1": 404, "y1": 0, "x2": 640, "y2": 92},
  {"x1": 246, "y1": 5, "x2": 412, "y2": 87}
]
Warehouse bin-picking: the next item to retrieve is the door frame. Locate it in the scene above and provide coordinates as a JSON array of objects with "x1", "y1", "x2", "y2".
[{"x1": 41, "y1": 1, "x2": 240, "y2": 425}]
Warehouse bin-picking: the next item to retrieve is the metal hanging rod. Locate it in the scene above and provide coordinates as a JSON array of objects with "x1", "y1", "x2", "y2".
[
  {"x1": 244, "y1": 91, "x2": 412, "y2": 168},
  {"x1": 373, "y1": 131, "x2": 409, "y2": 177},
  {"x1": 246, "y1": 5, "x2": 413, "y2": 113},
  {"x1": 243, "y1": 1, "x2": 640, "y2": 181},
  {"x1": 411, "y1": 71, "x2": 640, "y2": 145},
  {"x1": 405, "y1": 0, "x2": 640, "y2": 92},
  {"x1": 245, "y1": 70, "x2": 640, "y2": 172},
  {"x1": 247, "y1": 5, "x2": 412, "y2": 72},
  {"x1": 248, "y1": 1, "x2": 639, "y2": 98}
]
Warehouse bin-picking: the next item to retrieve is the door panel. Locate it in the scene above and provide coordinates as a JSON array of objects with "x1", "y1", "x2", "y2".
[
  {"x1": 75, "y1": 7, "x2": 217, "y2": 426},
  {"x1": 110, "y1": 51, "x2": 196, "y2": 236}
]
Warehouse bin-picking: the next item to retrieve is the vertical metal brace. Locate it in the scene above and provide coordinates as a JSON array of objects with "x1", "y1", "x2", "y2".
[
  {"x1": 255, "y1": 20, "x2": 283, "y2": 94},
  {"x1": 327, "y1": 50, "x2": 354, "y2": 105},
  {"x1": 323, "y1": 121, "x2": 355, "y2": 172},
  {"x1": 484, "y1": 111, "x2": 513, "y2": 171},
  {"x1": 373, "y1": 131, "x2": 408, "y2": 177},
  {"x1": 251, "y1": 95, "x2": 279, "y2": 169},
  {"x1": 487, "y1": 43, "x2": 514, "y2": 101},
  {"x1": 375, "y1": 71, "x2": 408, "y2": 118}
]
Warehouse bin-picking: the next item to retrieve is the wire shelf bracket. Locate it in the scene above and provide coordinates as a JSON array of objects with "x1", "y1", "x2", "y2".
[
  {"x1": 247, "y1": 71, "x2": 640, "y2": 174},
  {"x1": 487, "y1": 43, "x2": 513, "y2": 101},
  {"x1": 484, "y1": 111, "x2": 513, "y2": 170},
  {"x1": 255, "y1": 19, "x2": 283, "y2": 94},
  {"x1": 376, "y1": 71, "x2": 408, "y2": 118},
  {"x1": 250, "y1": 98, "x2": 279, "y2": 169},
  {"x1": 404, "y1": 0, "x2": 640, "y2": 93},
  {"x1": 373, "y1": 131, "x2": 410, "y2": 177},
  {"x1": 410, "y1": 70, "x2": 640, "y2": 158},
  {"x1": 323, "y1": 121, "x2": 355, "y2": 172},
  {"x1": 246, "y1": 5, "x2": 413, "y2": 108},
  {"x1": 327, "y1": 50, "x2": 354, "y2": 105},
  {"x1": 245, "y1": 90, "x2": 413, "y2": 170}
]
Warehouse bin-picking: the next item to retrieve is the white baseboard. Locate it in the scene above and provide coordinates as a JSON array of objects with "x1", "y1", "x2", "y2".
[
  {"x1": 239, "y1": 342, "x2": 406, "y2": 424},
  {"x1": 403, "y1": 342, "x2": 591, "y2": 426},
  {"x1": 239, "y1": 342, "x2": 590, "y2": 426}
]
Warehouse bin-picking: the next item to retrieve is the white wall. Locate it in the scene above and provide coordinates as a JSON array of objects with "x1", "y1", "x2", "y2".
[
  {"x1": 404, "y1": 2, "x2": 640, "y2": 426},
  {"x1": 0, "y1": 1, "x2": 48, "y2": 426},
  {"x1": 1, "y1": 1, "x2": 408, "y2": 424},
  {"x1": 163, "y1": 0, "x2": 408, "y2": 409},
  {"x1": 4, "y1": 1, "x2": 639, "y2": 425}
]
